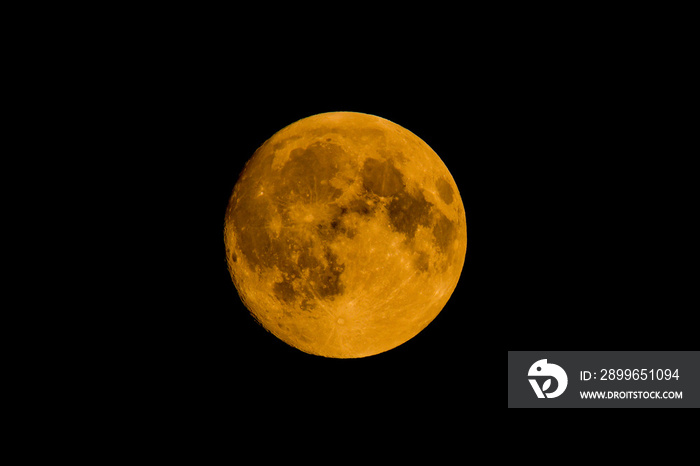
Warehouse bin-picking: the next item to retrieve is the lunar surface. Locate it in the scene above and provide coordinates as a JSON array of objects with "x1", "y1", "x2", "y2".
[{"x1": 224, "y1": 112, "x2": 467, "y2": 358}]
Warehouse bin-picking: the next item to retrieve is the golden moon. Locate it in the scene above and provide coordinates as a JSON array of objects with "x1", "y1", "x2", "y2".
[{"x1": 224, "y1": 112, "x2": 466, "y2": 358}]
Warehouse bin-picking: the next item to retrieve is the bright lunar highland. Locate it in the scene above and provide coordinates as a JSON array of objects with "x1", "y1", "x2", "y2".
[{"x1": 224, "y1": 112, "x2": 467, "y2": 358}]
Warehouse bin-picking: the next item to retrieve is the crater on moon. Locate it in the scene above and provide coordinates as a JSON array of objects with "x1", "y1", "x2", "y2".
[{"x1": 224, "y1": 112, "x2": 467, "y2": 358}]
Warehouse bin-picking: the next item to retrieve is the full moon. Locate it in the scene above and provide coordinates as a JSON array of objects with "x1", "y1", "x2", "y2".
[{"x1": 224, "y1": 112, "x2": 466, "y2": 358}]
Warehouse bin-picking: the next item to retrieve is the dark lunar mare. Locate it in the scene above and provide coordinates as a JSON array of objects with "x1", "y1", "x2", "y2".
[{"x1": 230, "y1": 141, "x2": 353, "y2": 310}]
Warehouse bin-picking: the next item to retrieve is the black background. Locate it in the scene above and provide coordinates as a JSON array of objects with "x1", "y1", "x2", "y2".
[{"x1": 134, "y1": 37, "x2": 692, "y2": 415}]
